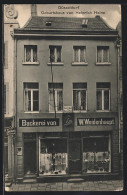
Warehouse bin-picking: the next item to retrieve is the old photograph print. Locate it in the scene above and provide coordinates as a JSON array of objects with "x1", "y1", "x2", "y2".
[{"x1": 4, "y1": 4, "x2": 123, "y2": 191}]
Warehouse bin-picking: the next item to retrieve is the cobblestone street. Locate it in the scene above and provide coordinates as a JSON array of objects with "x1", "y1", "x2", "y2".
[{"x1": 5, "y1": 180, "x2": 123, "y2": 191}]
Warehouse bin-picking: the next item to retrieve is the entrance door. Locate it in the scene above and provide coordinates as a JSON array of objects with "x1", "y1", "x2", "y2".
[
  {"x1": 24, "y1": 141, "x2": 36, "y2": 174},
  {"x1": 69, "y1": 139, "x2": 82, "y2": 174}
]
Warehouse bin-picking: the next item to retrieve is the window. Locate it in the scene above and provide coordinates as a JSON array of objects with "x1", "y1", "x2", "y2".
[
  {"x1": 4, "y1": 85, "x2": 6, "y2": 114},
  {"x1": 49, "y1": 46, "x2": 62, "y2": 63},
  {"x1": 96, "y1": 83, "x2": 110, "y2": 111},
  {"x1": 97, "y1": 46, "x2": 109, "y2": 63},
  {"x1": 24, "y1": 45, "x2": 37, "y2": 62},
  {"x1": 83, "y1": 136, "x2": 111, "y2": 173},
  {"x1": 39, "y1": 139, "x2": 67, "y2": 175},
  {"x1": 48, "y1": 83, "x2": 63, "y2": 112},
  {"x1": 24, "y1": 83, "x2": 39, "y2": 112},
  {"x1": 73, "y1": 83, "x2": 87, "y2": 111},
  {"x1": 73, "y1": 46, "x2": 86, "y2": 62}
]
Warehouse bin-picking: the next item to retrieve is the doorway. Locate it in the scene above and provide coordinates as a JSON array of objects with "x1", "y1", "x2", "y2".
[
  {"x1": 69, "y1": 139, "x2": 82, "y2": 174},
  {"x1": 24, "y1": 141, "x2": 36, "y2": 175}
]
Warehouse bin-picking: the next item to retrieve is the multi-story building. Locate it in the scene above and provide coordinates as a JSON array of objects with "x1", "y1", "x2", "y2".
[
  {"x1": 12, "y1": 5, "x2": 121, "y2": 182},
  {"x1": 4, "y1": 4, "x2": 19, "y2": 182}
]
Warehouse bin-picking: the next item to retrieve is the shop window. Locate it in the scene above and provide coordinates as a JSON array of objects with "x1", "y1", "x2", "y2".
[
  {"x1": 24, "y1": 45, "x2": 37, "y2": 62},
  {"x1": 97, "y1": 46, "x2": 109, "y2": 63},
  {"x1": 24, "y1": 83, "x2": 39, "y2": 112},
  {"x1": 73, "y1": 83, "x2": 87, "y2": 111},
  {"x1": 83, "y1": 137, "x2": 111, "y2": 173},
  {"x1": 96, "y1": 83, "x2": 110, "y2": 111},
  {"x1": 73, "y1": 46, "x2": 86, "y2": 63},
  {"x1": 39, "y1": 139, "x2": 68, "y2": 175},
  {"x1": 48, "y1": 83, "x2": 63, "y2": 112},
  {"x1": 49, "y1": 46, "x2": 62, "y2": 63}
]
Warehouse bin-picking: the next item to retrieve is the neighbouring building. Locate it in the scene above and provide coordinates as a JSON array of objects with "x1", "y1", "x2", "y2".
[
  {"x1": 4, "y1": 4, "x2": 19, "y2": 182},
  {"x1": 11, "y1": 5, "x2": 122, "y2": 182}
]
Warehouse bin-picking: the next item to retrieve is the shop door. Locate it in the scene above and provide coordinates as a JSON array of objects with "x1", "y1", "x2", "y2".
[
  {"x1": 69, "y1": 139, "x2": 82, "y2": 174},
  {"x1": 24, "y1": 141, "x2": 36, "y2": 174}
]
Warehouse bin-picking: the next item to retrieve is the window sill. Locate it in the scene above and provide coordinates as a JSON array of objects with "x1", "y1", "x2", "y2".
[
  {"x1": 96, "y1": 110, "x2": 110, "y2": 112},
  {"x1": 22, "y1": 62, "x2": 40, "y2": 65},
  {"x1": 72, "y1": 62, "x2": 88, "y2": 66},
  {"x1": 47, "y1": 62, "x2": 64, "y2": 66},
  {"x1": 49, "y1": 111, "x2": 63, "y2": 113},
  {"x1": 73, "y1": 110, "x2": 87, "y2": 113},
  {"x1": 95, "y1": 62, "x2": 111, "y2": 66},
  {"x1": 24, "y1": 111, "x2": 39, "y2": 113}
]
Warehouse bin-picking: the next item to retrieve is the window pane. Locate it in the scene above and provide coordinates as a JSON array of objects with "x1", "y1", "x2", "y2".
[
  {"x1": 49, "y1": 90, "x2": 54, "y2": 111},
  {"x1": 33, "y1": 91, "x2": 39, "y2": 100},
  {"x1": 33, "y1": 46, "x2": 37, "y2": 62},
  {"x1": 26, "y1": 47, "x2": 31, "y2": 62},
  {"x1": 97, "y1": 90, "x2": 102, "y2": 110},
  {"x1": 104, "y1": 90, "x2": 109, "y2": 110},
  {"x1": 57, "y1": 90, "x2": 63, "y2": 110},
  {"x1": 25, "y1": 90, "x2": 31, "y2": 111},
  {"x1": 73, "y1": 90, "x2": 81, "y2": 110},
  {"x1": 103, "y1": 48, "x2": 108, "y2": 62},
  {"x1": 33, "y1": 101, "x2": 39, "y2": 111},
  {"x1": 97, "y1": 48, "x2": 102, "y2": 62},
  {"x1": 81, "y1": 90, "x2": 86, "y2": 110},
  {"x1": 57, "y1": 48, "x2": 61, "y2": 62},
  {"x1": 50, "y1": 48, "x2": 55, "y2": 62},
  {"x1": 80, "y1": 48, "x2": 85, "y2": 62},
  {"x1": 74, "y1": 48, "x2": 78, "y2": 62}
]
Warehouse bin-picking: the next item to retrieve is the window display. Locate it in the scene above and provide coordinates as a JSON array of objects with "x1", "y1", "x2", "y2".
[
  {"x1": 83, "y1": 137, "x2": 111, "y2": 173},
  {"x1": 39, "y1": 139, "x2": 68, "y2": 175}
]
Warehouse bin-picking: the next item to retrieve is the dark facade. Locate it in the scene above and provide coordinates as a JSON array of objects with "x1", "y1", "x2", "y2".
[{"x1": 13, "y1": 14, "x2": 121, "y2": 182}]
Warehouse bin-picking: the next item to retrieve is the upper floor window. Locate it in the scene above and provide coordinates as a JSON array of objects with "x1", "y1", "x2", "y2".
[
  {"x1": 96, "y1": 83, "x2": 110, "y2": 111},
  {"x1": 48, "y1": 83, "x2": 63, "y2": 112},
  {"x1": 24, "y1": 83, "x2": 39, "y2": 112},
  {"x1": 73, "y1": 83, "x2": 87, "y2": 111},
  {"x1": 24, "y1": 45, "x2": 37, "y2": 62},
  {"x1": 49, "y1": 46, "x2": 62, "y2": 63},
  {"x1": 97, "y1": 46, "x2": 109, "y2": 63},
  {"x1": 73, "y1": 46, "x2": 86, "y2": 63}
]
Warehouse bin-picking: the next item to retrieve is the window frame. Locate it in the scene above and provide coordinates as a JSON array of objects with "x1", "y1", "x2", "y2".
[
  {"x1": 48, "y1": 45, "x2": 63, "y2": 66},
  {"x1": 73, "y1": 86, "x2": 87, "y2": 112},
  {"x1": 24, "y1": 83, "x2": 39, "y2": 113},
  {"x1": 96, "y1": 46, "x2": 111, "y2": 65},
  {"x1": 96, "y1": 86, "x2": 110, "y2": 112},
  {"x1": 72, "y1": 46, "x2": 88, "y2": 66},
  {"x1": 23, "y1": 45, "x2": 39, "y2": 65},
  {"x1": 48, "y1": 85, "x2": 63, "y2": 112}
]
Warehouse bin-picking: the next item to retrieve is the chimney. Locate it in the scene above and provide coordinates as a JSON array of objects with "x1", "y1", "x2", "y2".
[{"x1": 31, "y1": 4, "x2": 37, "y2": 16}]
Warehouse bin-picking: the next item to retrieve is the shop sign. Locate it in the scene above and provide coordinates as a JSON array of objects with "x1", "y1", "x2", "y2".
[
  {"x1": 77, "y1": 118, "x2": 115, "y2": 126},
  {"x1": 63, "y1": 106, "x2": 72, "y2": 113},
  {"x1": 62, "y1": 113, "x2": 74, "y2": 131},
  {"x1": 19, "y1": 118, "x2": 59, "y2": 127}
]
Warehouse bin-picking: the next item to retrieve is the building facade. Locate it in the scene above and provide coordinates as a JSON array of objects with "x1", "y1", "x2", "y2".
[
  {"x1": 12, "y1": 7, "x2": 121, "y2": 182},
  {"x1": 4, "y1": 5, "x2": 19, "y2": 182}
]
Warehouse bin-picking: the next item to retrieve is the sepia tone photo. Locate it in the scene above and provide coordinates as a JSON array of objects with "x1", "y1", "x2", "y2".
[{"x1": 3, "y1": 4, "x2": 123, "y2": 191}]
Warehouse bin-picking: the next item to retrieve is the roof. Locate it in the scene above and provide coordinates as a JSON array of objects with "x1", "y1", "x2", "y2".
[{"x1": 22, "y1": 15, "x2": 115, "y2": 32}]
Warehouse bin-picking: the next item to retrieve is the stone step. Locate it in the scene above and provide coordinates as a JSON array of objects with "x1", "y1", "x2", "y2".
[{"x1": 23, "y1": 178, "x2": 37, "y2": 183}]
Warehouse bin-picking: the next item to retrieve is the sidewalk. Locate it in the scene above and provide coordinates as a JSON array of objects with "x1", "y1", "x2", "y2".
[{"x1": 5, "y1": 180, "x2": 123, "y2": 191}]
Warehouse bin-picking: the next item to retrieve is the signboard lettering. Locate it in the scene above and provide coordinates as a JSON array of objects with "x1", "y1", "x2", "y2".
[
  {"x1": 19, "y1": 118, "x2": 59, "y2": 127},
  {"x1": 77, "y1": 118, "x2": 115, "y2": 126}
]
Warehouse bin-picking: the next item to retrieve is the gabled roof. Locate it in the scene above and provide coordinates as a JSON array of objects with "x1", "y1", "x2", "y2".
[{"x1": 22, "y1": 15, "x2": 115, "y2": 32}]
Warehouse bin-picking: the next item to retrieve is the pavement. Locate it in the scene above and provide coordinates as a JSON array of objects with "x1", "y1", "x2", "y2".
[{"x1": 5, "y1": 180, "x2": 123, "y2": 191}]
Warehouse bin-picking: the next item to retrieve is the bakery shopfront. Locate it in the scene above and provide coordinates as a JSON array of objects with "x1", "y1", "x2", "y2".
[{"x1": 18, "y1": 114, "x2": 118, "y2": 180}]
